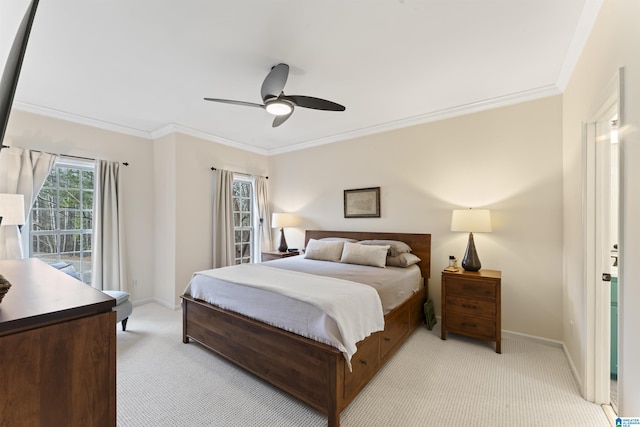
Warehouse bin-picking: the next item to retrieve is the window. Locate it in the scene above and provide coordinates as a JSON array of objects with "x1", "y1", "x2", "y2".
[
  {"x1": 29, "y1": 159, "x2": 95, "y2": 283},
  {"x1": 232, "y1": 177, "x2": 253, "y2": 264}
]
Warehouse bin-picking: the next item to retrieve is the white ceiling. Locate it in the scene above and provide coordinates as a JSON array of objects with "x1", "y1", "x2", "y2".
[{"x1": 1, "y1": 0, "x2": 601, "y2": 155}]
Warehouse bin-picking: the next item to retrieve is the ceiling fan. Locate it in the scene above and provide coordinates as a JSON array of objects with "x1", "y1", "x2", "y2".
[{"x1": 204, "y1": 63, "x2": 346, "y2": 127}]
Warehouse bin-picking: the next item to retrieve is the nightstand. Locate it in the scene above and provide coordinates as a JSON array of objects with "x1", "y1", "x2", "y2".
[
  {"x1": 261, "y1": 250, "x2": 300, "y2": 262},
  {"x1": 441, "y1": 269, "x2": 502, "y2": 353}
]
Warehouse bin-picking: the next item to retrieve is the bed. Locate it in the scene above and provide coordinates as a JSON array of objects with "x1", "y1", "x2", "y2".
[{"x1": 181, "y1": 230, "x2": 431, "y2": 427}]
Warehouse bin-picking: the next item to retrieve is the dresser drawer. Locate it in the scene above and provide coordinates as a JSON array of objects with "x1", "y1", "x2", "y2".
[
  {"x1": 446, "y1": 295, "x2": 496, "y2": 319},
  {"x1": 446, "y1": 313, "x2": 496, "y2": 339},
  {"x1": 446, "y1": 278, "x2": 496, "y2": 300}
]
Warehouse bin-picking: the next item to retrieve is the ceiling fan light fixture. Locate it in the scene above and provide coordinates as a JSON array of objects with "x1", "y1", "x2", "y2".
[{"x1": 265, "y1": 100, "x2": 293, "y2": 116}]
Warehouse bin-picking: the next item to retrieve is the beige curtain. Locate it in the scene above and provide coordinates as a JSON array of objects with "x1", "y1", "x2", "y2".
[
  {"x1": 252, "y1": 176, "x2": 272, "y2": 261},
  {"x1": 91, "y1": 160, "x2": 126, "y2": 291},
  {"x1": 212, "y1": 169, "x2": 234, "y2": 268},
  {"x1": 0, "y1": 147, "x2": 57, "y2": 259}
]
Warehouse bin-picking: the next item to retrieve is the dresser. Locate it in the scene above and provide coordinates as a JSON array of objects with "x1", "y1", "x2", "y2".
[
  {"x1": 441, "y1": 269, "x2": 501, "y2": 353},
  {"x1": 0, "y1": 258, "x2": 116, "y2": 426}
]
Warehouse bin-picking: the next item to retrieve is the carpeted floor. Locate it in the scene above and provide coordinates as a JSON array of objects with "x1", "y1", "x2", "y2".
[{"x1": 116, "y1": 303, "x2": 610, "y2": 427}]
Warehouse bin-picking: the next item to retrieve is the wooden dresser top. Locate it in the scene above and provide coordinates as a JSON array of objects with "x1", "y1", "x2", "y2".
[{"x1": 0, "y1": 258, "x2": 115, "y2": 335}]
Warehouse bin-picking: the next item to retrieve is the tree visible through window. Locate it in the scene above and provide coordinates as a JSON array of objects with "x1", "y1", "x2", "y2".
[
  {"x1": 233, "y1": 178, "x2": 253, "y2": 264},
  {"x1": 30, "y1": 161, "x2": 95, "y2": 283}
]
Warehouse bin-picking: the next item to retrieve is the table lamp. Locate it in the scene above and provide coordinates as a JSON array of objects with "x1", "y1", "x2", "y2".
[
  {"x1": 271, "y1": 212, "x2": 297, "y2": 252},
  {"x1": 451, "y1": 208, "x2": 492, "y2": 271},
  {"x1": 0, "y1": 193, "x2": 25, "y2": 228}
]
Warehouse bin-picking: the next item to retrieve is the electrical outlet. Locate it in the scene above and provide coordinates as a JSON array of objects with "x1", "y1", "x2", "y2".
[{"x1": 132, "y1": 279, "x2": 139, "y2": 288}]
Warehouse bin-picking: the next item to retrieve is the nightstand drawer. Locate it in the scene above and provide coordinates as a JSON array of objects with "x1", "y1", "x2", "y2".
[
  {"x1": 446, "y1": 295, "x2": 496, "y2": 318},
  {"x1": 446, "y1": 313, "x2": 496, "y2": 339},
  {"x1": 446, "y1": 279, "x2": 496, "y2": 300}
]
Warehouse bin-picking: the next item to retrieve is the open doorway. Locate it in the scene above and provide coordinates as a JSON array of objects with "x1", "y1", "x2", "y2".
[{"x1": 583, "y1": 68, "x2": 623, "y2": 412}]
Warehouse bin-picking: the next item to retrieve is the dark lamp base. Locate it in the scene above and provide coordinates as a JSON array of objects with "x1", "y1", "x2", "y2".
[{"x1": 462, "y1": 232, "x2": 482, "y2": 272}]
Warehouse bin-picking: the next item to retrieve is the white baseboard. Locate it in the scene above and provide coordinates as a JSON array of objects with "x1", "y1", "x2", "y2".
[
  {"x1": 132, "y1": 297, "x2": 181, "y2": 311},
  {"x1": 502, "y1": 329, "x2": 564, "y2": 348}
]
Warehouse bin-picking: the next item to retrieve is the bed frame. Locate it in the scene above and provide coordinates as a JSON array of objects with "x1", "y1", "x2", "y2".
[{"x1": 181, "y1": 230, "x2": 431, "y2": 427}]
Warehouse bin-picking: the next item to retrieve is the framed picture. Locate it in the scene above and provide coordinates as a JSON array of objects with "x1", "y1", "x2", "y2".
[{"x1": 344, "y1": 187, "x2": 380, "y2": 218}]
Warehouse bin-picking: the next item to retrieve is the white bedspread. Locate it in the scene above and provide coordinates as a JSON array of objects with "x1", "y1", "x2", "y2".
[{"x1": 185, "y1": 263, "x2": 385, "y2": 370}]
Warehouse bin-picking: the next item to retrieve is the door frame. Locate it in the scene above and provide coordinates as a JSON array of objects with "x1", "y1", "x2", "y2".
[{"x1": 582, "y1": 67, "x2": 623, "y2": 404}]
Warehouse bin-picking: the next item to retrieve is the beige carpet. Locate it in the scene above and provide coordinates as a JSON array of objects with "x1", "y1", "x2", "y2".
[{"x1": 116, "y1": 303, "x2": 610, "y2": 427}]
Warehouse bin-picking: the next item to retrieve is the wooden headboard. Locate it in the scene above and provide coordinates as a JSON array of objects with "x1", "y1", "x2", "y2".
[{"x1": 305, "y1": 230, "x2": 431, "y2": 279}]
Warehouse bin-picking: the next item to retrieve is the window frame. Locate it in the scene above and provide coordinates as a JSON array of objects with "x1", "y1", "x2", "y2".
[
  {"x1": 232, "y1": 175, "x2": 254, "y2": 264},
  {"x1": 27, "y1": 158, "x2": 95, "y2": 283}
]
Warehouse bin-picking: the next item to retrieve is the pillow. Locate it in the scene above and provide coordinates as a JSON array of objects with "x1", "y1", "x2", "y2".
[
  {"x1": 386, "y1": 252, "x2": 421, "y2": 268},
  {"x1": 304, "y1": 239, "x2": 344, "y2": 262},
  {"x1": 319, "y1": 237, "x2": 358, "y2": 243},
  {"x1": 340, "y1": 241, "x2": 389, "y2": 268},
  {"x1": 358, "y1": 240, "x2": 412, "y2": 257}
]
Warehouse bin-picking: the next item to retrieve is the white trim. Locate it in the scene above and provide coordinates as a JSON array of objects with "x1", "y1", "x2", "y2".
[
  {"x1": 555, "y1": 0, "x2": 605, "y2": 91},
  {"x1": 501, "y1": 329, "x2": 563, "y2": 349},
  {"x1": 14, "y1": 85, "x2": 560, "y2": 157},
  {"x1": 563, "y1": 342, "x2": 584, "y2": 394},
  {"x1": 269, "y1": 85, "x2": 561, "y2": 155},
  {"x1": 150, "y1": 124, "x2": 269, "y2": 156},
  {"x1": 13, "y1": 101, "x2": 151, "y2": 139},
  {"x1": 583, "y1": 68, "x2": 623, "y2": 405}
]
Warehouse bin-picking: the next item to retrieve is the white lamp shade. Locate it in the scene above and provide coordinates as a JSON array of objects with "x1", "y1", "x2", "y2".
[
  {"x1": 451, "y1": 209, "x2": 492, "y2": 233},
  {"x1": 271, "y1": 212, "x2": 297, "y2": 228},
  {"x1": 0, "y1": 194, "x2": 25, "y2": 226}
]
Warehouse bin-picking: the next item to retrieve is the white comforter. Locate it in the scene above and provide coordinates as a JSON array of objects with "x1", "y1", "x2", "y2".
[{"x1": 184, "y1": 263, "x2": 385, "y2": 370}]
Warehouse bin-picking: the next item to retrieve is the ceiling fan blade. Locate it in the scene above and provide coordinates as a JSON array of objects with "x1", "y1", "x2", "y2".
[
  {"x1": 261, "y1": 63, "x2": 289, "y2": 102},
  {"x1": 203, "y1": 98, "x2": 264, "y2": 109},
  {"x1": 272, "y1": 111, "x2": 293, "y2": 128},
  {"x1": 286, "y1": 95, "x2": 345, "y2": 111}
]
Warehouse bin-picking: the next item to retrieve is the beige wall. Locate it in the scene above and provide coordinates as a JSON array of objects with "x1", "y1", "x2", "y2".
[
  {"x1": 562, "y1": 0, "x2": 640, "y2": 414},
  {"x1": 269, "y1": 95, "x2": 564, "y2": 341},
  {"x1": 4, "y1": 110, "x2": 156, "y2": 303},
  {"x1": 170, "y1": 132, "x2": 269, "y2": 307}
]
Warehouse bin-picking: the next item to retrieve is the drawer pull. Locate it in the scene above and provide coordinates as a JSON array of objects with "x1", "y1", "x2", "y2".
[
  {"x1": 384, "y1": 337, "x2": 391, "y2": 342},
  {"x1": 461, "y1": 304, "x2": 477, "y2": 309},
  {"x1": 360, "y1": 360, "x2": 368, "y2": 366}
]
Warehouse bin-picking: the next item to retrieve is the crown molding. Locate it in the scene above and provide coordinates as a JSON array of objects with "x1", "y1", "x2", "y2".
[
  {"x1": 13, "y1": 101, "x2": 152, "y2": 139},
  {"x1": 14, "y1": 84, "x2": 560, "y2": 157},
  {"x1": 269, "y1": 84, "x2": 561, "y2": 155},
  {"x1": 150, "y1": 124, "x2": 269, "y2": 156},
  {"x1": 555, "y1": 0, "x2": 604, "y2": 91}
]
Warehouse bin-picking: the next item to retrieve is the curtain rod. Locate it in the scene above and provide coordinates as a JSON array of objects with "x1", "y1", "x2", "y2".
[
  {"x1": 211, "y1": 167, "x2": 267, "y2": 179},
  {"x1": 1, "y1": 145, "x2": 129, "y2": 166}
]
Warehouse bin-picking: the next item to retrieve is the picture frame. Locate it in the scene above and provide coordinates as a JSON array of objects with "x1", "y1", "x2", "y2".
[{"x1": 344, "y1": 187, "x2": 380, "y2": 218}]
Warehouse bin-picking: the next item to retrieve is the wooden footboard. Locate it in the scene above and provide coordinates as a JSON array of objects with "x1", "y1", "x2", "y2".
[
  {"x1": 182, "y1": 230, "x2": 431, "y2": 427},
  {"x1": 182, "y1": 284, "x2": 425, "y2": 427}
]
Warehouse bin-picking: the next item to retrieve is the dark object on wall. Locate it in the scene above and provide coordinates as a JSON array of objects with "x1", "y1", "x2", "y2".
[
  {"x1": 344, "y1": 187, "x2": 380, "y2": 218},
  {"x1": 0, "y1": 0, "x2": 40, "y2": 151}
]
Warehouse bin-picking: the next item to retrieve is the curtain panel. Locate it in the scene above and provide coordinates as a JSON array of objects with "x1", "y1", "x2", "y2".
[
  {"x1": 252, "y1": 176, "x2": 272, "y2": 261},
  {"x1": 92, "y1": 160, "x2": 126, "y2": 291},
  {"x1": 212, "y1": 169, "x2": 234, "y2": 268},
  {"x1": 0, "y1": 147, "x2": 57, "y2": 259}
]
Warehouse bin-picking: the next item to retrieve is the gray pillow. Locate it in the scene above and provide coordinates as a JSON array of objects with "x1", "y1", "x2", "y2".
[
  {"x1": 340, "y1": 241, "x2": 389, "y2": 268},
  {"x1": 358, "y1": 240, "x2": 412, "y2": 257},
  {"x1": 304, "y1": 239, "x2": 344, "y2": 262},
  {"x1": 386, "y1": 253, "x2": 421, "y2": 268}
]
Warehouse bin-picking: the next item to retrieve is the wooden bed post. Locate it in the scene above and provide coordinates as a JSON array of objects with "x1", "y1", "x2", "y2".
[{"x1": 327, "y1": 355, "x2": 340, "y2": 427}]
